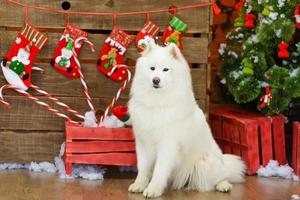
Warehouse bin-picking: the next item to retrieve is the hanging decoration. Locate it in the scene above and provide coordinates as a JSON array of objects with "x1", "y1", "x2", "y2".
[
  {"x1": 0, "y1": 22, "x2": 83, "y2": 123},
  {"x1": 244, "y1": 14, "x2": 256, "y2": 28},
  {"x1": 259, "y1": 86, "x2": 272, "y2": 109},
  {"x1": 278, "y1": 42, "x2": 290, "y2": 58},
  {"x1": 162, "y1": 16, "x2": 187, "y2": 51},
  {"x1": 0, "y1": 0, "x2": 219, "y2": 125},
  {"x1": 136, "y1": 16, "x2": 159, "y2": 51},
  {"x1": 294, "y1": 4, "x2": 300, "y2": 29},
  {"x1": 51, "y1": 22, "x2": 96, "y2": 112}
]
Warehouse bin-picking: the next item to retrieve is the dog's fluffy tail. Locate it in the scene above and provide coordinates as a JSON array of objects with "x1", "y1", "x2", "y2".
[
  {"x1": 222, "y1": 154, "x2": 246, "y2": 183},
  {"x1": 172, "y1": 154, "x2": 246, "y2": 192}
]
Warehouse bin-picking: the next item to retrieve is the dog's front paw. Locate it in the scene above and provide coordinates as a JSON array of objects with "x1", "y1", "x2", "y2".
[
  {"x1": 128, "y1": 182, "x2": 148, "y2": 193},
  {"x1": 143, "y1": 184, "x2": 163, "y2": 198},
  {"x1": 216, "y1": 180, "x2": 232, "y2": 193}
]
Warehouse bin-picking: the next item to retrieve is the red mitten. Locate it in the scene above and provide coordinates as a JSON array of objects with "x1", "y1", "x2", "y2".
[
  {"x1": 136, "y1": 20, "x2": 159, "y2": 51},
  {"x1": 162, "y1": 16, "x2": 187, "y2": 51},
  {"x1": 51, "y1": 24, "x2": 90, "y2": 78},
  {"x1": 1, "y1": 23, "x2": 48, "y2": 91},
  {"x1": 96, "y1": 28, "x2": 132, "y2": 82}
]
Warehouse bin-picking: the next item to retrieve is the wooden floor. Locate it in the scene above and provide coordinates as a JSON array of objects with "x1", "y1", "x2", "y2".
[{"x1": 0, "y1": 170, "x2": 299, "y2": 200}]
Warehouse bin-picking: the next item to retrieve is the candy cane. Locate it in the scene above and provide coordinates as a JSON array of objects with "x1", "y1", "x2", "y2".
[
  {"x1": 0, "y1": 84, "x2": 79, "y2": 124},
  {"x1": 98, "y1": 64, "x2": 131, "y2": 127},
  {"x1": 30, "y1": 84, "x2": 84, "y2": 120},
  {"x1": 72, "y1": 37, "x2": 95, "y2": 112}
]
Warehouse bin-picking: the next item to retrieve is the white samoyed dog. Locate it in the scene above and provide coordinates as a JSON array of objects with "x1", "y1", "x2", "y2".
[{"x1": 128, "y1": 42, "x2": 246, "y2": 198}]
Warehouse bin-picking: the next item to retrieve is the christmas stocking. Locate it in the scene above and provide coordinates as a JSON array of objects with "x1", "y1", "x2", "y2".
[
  {"x1": 51, "y1": 23, "x2": 92, "y2": 78},
  {"x1": 96, "y1": 28, "x2": 133, "y2": 82},
  {"x1": 1, "y1": 23, "x2": 48, "y2": 91},
  {"x1": 136, "y1": 20, "x2": 159, "y2": 51},
  {"x1": 162, "y1": 16, "x2": 187, "y2": 51}
]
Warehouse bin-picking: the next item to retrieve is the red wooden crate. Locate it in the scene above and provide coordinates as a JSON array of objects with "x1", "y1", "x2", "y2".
[
  {"x1": 292, "y1": 122, "x2": 300, "y2": 177},
  {"x1": 64, "y1": 121, "x2": 137, "y2": 176},
  {"x1": 210, "y1": 105, "x2": 287, "y2": 175}
]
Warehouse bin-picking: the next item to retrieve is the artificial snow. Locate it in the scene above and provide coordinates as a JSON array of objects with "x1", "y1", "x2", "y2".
[
  {"x1": 100, "y1": 115, "x2": 124, "y2": 128},
  {"x1": 218, "y1": 43, "x2": 226, "y2": 56},
  {"x1": 269, "y1": 12, "x2": 278, "y2": 21},
  {"x1": 83, "y1": 111, "x2": 97, "y2": 127},
  {"x1": 29, "y1": 162, "x2": 57, "y2": 173},
  {"x1": 275, "y1": 29, "x2": 282, "y2": 38},
  {"x1": 257, "y1": 160, "x2": 299, "y2": 181},
  {"x1": 0, "y1": 163, "x2": 29, "y2": 170},
  {"x1": 259, "y1": 81, "x2": 269, "y2": 88},
  {"x1": 278, "y1": 0, "x2": 285, "y2": 8},
  {"x1": 228, "y1": 51, "x2": 238, "y2": 58},
  {"x1": 0, "y1": 143, "x2": 106, "y2": 181},
  {"x1": 291, "y1": 194, "x2": 300, "y2": 200},
  {"x1": 291, "y1": 68, "x2": 299, "y2": 77},
  {"x1": 220, "y1": 78, "x2": 226, "y2": 85},
  {"x1": 229, "y1": 71, "x2": 241, "y2": 80}
]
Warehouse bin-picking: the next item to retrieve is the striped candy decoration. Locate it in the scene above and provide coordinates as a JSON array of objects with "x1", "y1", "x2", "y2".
[
  {"x1": 0, "y1": 84, "x2": 80, "y2": 124},
  {"x1": 98, "y1": 64, "x2": 131, "y2": 127}
]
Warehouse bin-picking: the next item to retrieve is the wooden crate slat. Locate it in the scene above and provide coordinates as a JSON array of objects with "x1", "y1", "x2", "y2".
[
  {"x1": 65, "y1": 153, "x2": 137, "y2": 166},
  {"x1": 66, "y1": 141, "x2": 135, "y2": 153},
  {"x1": 65, "y1": 122, "x2": 134, "y2": 140},
  {"x1": 257, "y1": 118, "x2": 273, "y2": 166},
  {"x1": 0, "y1": 31, "x2": 209, "y2": 64},
  {"x1": 272, "y1": 116, "x2": 287, "y2": 165},
  {"x1": 0, "y1": 0, "x2": 209, "y2": 33},
  {"x1": 0, "y1": 64, "x2": 207, "y2": 99},
  {"x1": 0, "y1": 131, "x2": 63, "y2": 163},
  {"x1": 292, "y1": 122, "x2": 300, "y2": 176}
]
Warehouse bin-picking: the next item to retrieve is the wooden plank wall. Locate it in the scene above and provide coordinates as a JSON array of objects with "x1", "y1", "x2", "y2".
[{"x1": 0, "y1": 0, "x2": 211, "y2": 162}]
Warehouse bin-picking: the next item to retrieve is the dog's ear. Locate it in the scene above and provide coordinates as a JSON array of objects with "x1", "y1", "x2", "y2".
[
  {"x1": 167, "y1": 43, "x2": 182, "y2": 60},
  {"x1": 141, "y1": 39, "x2": 156, "y2": 56}
]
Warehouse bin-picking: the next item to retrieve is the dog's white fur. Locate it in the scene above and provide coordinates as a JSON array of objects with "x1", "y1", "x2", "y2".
[{"x1": 128, "y1": 42, "x2": 246, "y2": 198}]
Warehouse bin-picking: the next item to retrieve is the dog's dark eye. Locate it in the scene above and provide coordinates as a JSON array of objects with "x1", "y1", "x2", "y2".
[
  {"x1": 150, "y1": 66, "x2": 155, "y2": 71},
  {"x1": 163, "y1": 68, "x2": 169, "y2": 72}
]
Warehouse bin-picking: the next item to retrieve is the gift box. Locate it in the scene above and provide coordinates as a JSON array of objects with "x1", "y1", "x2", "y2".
[
  {"x1": 64, "y1": 121, "x2": 137, "y2": 176},
  {"x1": 210, "y1": 105, "x2": 287, "y2": 175}
]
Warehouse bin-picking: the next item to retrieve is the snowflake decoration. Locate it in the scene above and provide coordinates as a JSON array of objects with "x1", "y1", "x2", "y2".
[{"x1": 15, "y1": 37, "x2": 21, "y2": 44}]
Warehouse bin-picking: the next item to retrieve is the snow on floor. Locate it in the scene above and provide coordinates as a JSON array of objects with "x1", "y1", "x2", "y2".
[
  {"x1": 257, "y1": 160, "x2": 299, "y2": 181},
  {"x1": 291, "y1": 194, "x2": 300, "y2": 200},
  {"x1": 0, "y1": 117, "x2": 130, "y2": 180},
  {"x1": 0, "y1": 143, "x2": 105, "y2": 180}
]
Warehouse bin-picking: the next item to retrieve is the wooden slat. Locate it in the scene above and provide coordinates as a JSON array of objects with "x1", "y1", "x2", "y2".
[
  {"x1": 0, "y1": 31, "x2": 209, "y2": 64},
  {"x1": 0, "y1": 95, "x2": 128, "y2": 131},
  {"x1": 66, "y1": 122, "x2": 134, "y2": 140},
  {"x1": 66, "y1": 141, "x2": 135, "y2": 153},
  {"x1": 65, "y1": 152, "x2": 137, "y2": 166},
  {"x1": 0, "y1": 131, "x2": 63, "y2": 162},
  {"x1": 0, "y1": 0, "x2": 209, "y2": 33},
  {"x1": 0, "y1": 63, "x2": 207, "y2": 100}
]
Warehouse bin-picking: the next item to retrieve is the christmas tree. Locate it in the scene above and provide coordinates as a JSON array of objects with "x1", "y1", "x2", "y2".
[{"x1": 218, "y1": 0, "x2": 300, "y2": 115}]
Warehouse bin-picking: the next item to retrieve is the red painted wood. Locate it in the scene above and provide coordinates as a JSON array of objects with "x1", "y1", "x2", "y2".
[
  {"x1": 210, "y1": 115, "x2": 224, "y2": 149},
  {"x1": 65, "y1": 153, "x2": 137, "y2": 166},
  {"x1": 66, "y1": 141, "x2": 136, "y2": 153},
  {"x1": 292, "y1": 122, "x2": 300, "y2": 177},
  {"x1": 223, "y1": 119, "x2": 233, "y2": 154},
  {"x1": 272, "y1": 116, "x2": 287, "y2": 165},
  {"x1": 258, "y1": 118, "x2": 273, "y2": 166},
  {"x1": 65, "y1": 122, "x2": 135, "y2": 140},
  {"x1": 231, "y1": 123, "x2": 241, "y2": 156},
  {"x1": 243, "y1": 122, "x2": 260, "y2": 175}
]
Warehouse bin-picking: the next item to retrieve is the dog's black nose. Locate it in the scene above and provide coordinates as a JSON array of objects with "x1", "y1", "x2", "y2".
[{"x1": 152, "y1": 77, "x2": 160, "y2": 85}]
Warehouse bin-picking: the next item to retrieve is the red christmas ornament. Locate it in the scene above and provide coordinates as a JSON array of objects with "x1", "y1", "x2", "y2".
[
  {"x1": 212, "y1": 2, "x2": 222, "y2": 16},
  {"x1": 259, "y1": 86, "x2": 272, "y2": 109},
  {"x1": 235, "y1": 0, "x2": 245, "y2": 11},
  {"x1": 244, "y1": 14, "x2": 256, "y2": 28},
  {"x1": 112, "y1": 105, "x2": 129, "y2": 122},
  {"x1": 278, "y1": 42, "x2": 289, "y2": 58},
  {"x1": 294, "y1": 4, "x2": 300, "y2": 29}
]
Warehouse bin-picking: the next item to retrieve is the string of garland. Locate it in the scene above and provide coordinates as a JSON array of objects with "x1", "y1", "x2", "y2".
[{"x1": 219, "y1": 0, "x2": 300, "y2": 115}]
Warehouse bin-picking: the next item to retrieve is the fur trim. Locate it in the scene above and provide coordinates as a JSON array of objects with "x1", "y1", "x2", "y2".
[{"x1": 1, "y1": 61, "x2": 28, "y2": 91}]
